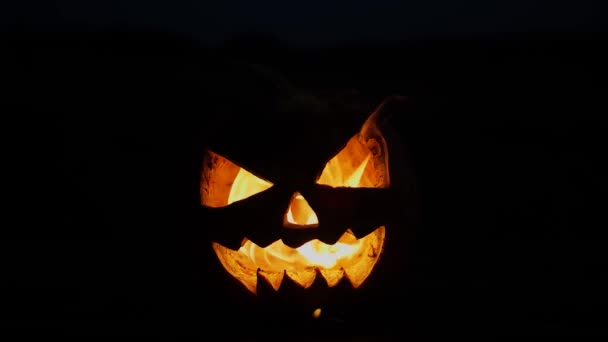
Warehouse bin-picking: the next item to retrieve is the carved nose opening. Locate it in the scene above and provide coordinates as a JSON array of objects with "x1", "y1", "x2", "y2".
[{"x1": 283, "y1": 192, "x2": 319, "y2": 229}]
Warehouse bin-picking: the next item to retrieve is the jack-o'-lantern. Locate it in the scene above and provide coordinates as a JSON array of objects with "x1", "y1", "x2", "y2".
[{"x1": 199, "y1": 66, "x2": 408, "y2": 297}]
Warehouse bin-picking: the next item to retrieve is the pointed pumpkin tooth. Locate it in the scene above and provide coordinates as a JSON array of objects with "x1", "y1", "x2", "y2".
[
  {"x1": 277, "y1": 270, "x2": 302, "y2": 294},
  {"x1": 281, "y1": 229, "x2": 318, "y2": 249},
  {"x1": 347, "y1": 224, "x2": 377, "y2": 242},
  {"x1": 285, "y1": 269, "x2": 317, "y2": 289},
  {"x1": 317, "y1": 228, "x2": 357, "y2": 247},
  {"x1": 338, "y1": 229, "x2": 359, "y2": 243},
  {"x1": 319, "y1": 268, "x2": 345, "y2": 287},
  {"x1": 212, "y1": 242, "x2": 257, "y2": 295},
  {"x1": 257, "y1": 269, "x2": 284, "y2": 292},
  {"x1": 316, "y1": 227, "x2": 360, "y2": 246},
  {"x1": 333, "y1": 273, "x2": 356, "y2": 293},
  {"x1": 317, "y1": 229, "x2": 345, "y2": 245},
  {"x1": 343, "y1": 226, "x2": 386, "y2": 289},
  {"x1": 280, "y1": 234, "x2": 308, "y2": 249},
  {"x1": 306, "y1": 269, "x2": 332, "y2": 301},
  {"x1": 255, "y1": 268, "x2": 275, "y2": 297},
  {"x1": 249, "y1": 235, "x2": 277, "y2": 249}
]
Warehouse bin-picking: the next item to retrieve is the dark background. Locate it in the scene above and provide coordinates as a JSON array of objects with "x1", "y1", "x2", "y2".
[{"x1": 3, "y1": 0, "x2": 608, "y2": 338}]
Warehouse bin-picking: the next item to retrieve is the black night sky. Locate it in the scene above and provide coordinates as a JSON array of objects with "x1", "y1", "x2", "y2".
[
  {"x1": 4, "y1": 0, "x2": 608, "y2": 339},
  {"x1": 5, "y1": 1, "x2": 606, "y2": 44}
]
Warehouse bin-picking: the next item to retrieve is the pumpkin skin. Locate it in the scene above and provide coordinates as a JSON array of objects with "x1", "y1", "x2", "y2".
[{"x1": 197, "y1": 64, "x2": 415, "y2": 310}]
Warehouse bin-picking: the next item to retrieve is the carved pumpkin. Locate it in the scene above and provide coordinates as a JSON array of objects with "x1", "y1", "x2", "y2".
[{"x1": 198, "y1": 65, "x2": 409, "y2": 297}]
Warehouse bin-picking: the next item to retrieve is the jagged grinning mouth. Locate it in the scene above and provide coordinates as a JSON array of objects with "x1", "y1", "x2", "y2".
[{"x1": 212, "y1": 226, "x2": 385, "y2": 294}]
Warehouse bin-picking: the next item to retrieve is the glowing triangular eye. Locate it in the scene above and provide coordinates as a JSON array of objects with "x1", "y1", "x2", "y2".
[
  {"x1": 227, "y1": 167, "x2": 273, "y2": 204},
  {"x1": 201, "y1": 150, "x2": 273, "y2": 208},
  {"x1": 316, "y1": 135, "x2": 389, "y2": 188},
  {"x1": 318, "y1": 141, "x2": 371, "y2": 187},
  {"x1": 317, "y1": 109, "x2": 390, "y2": 189}
]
